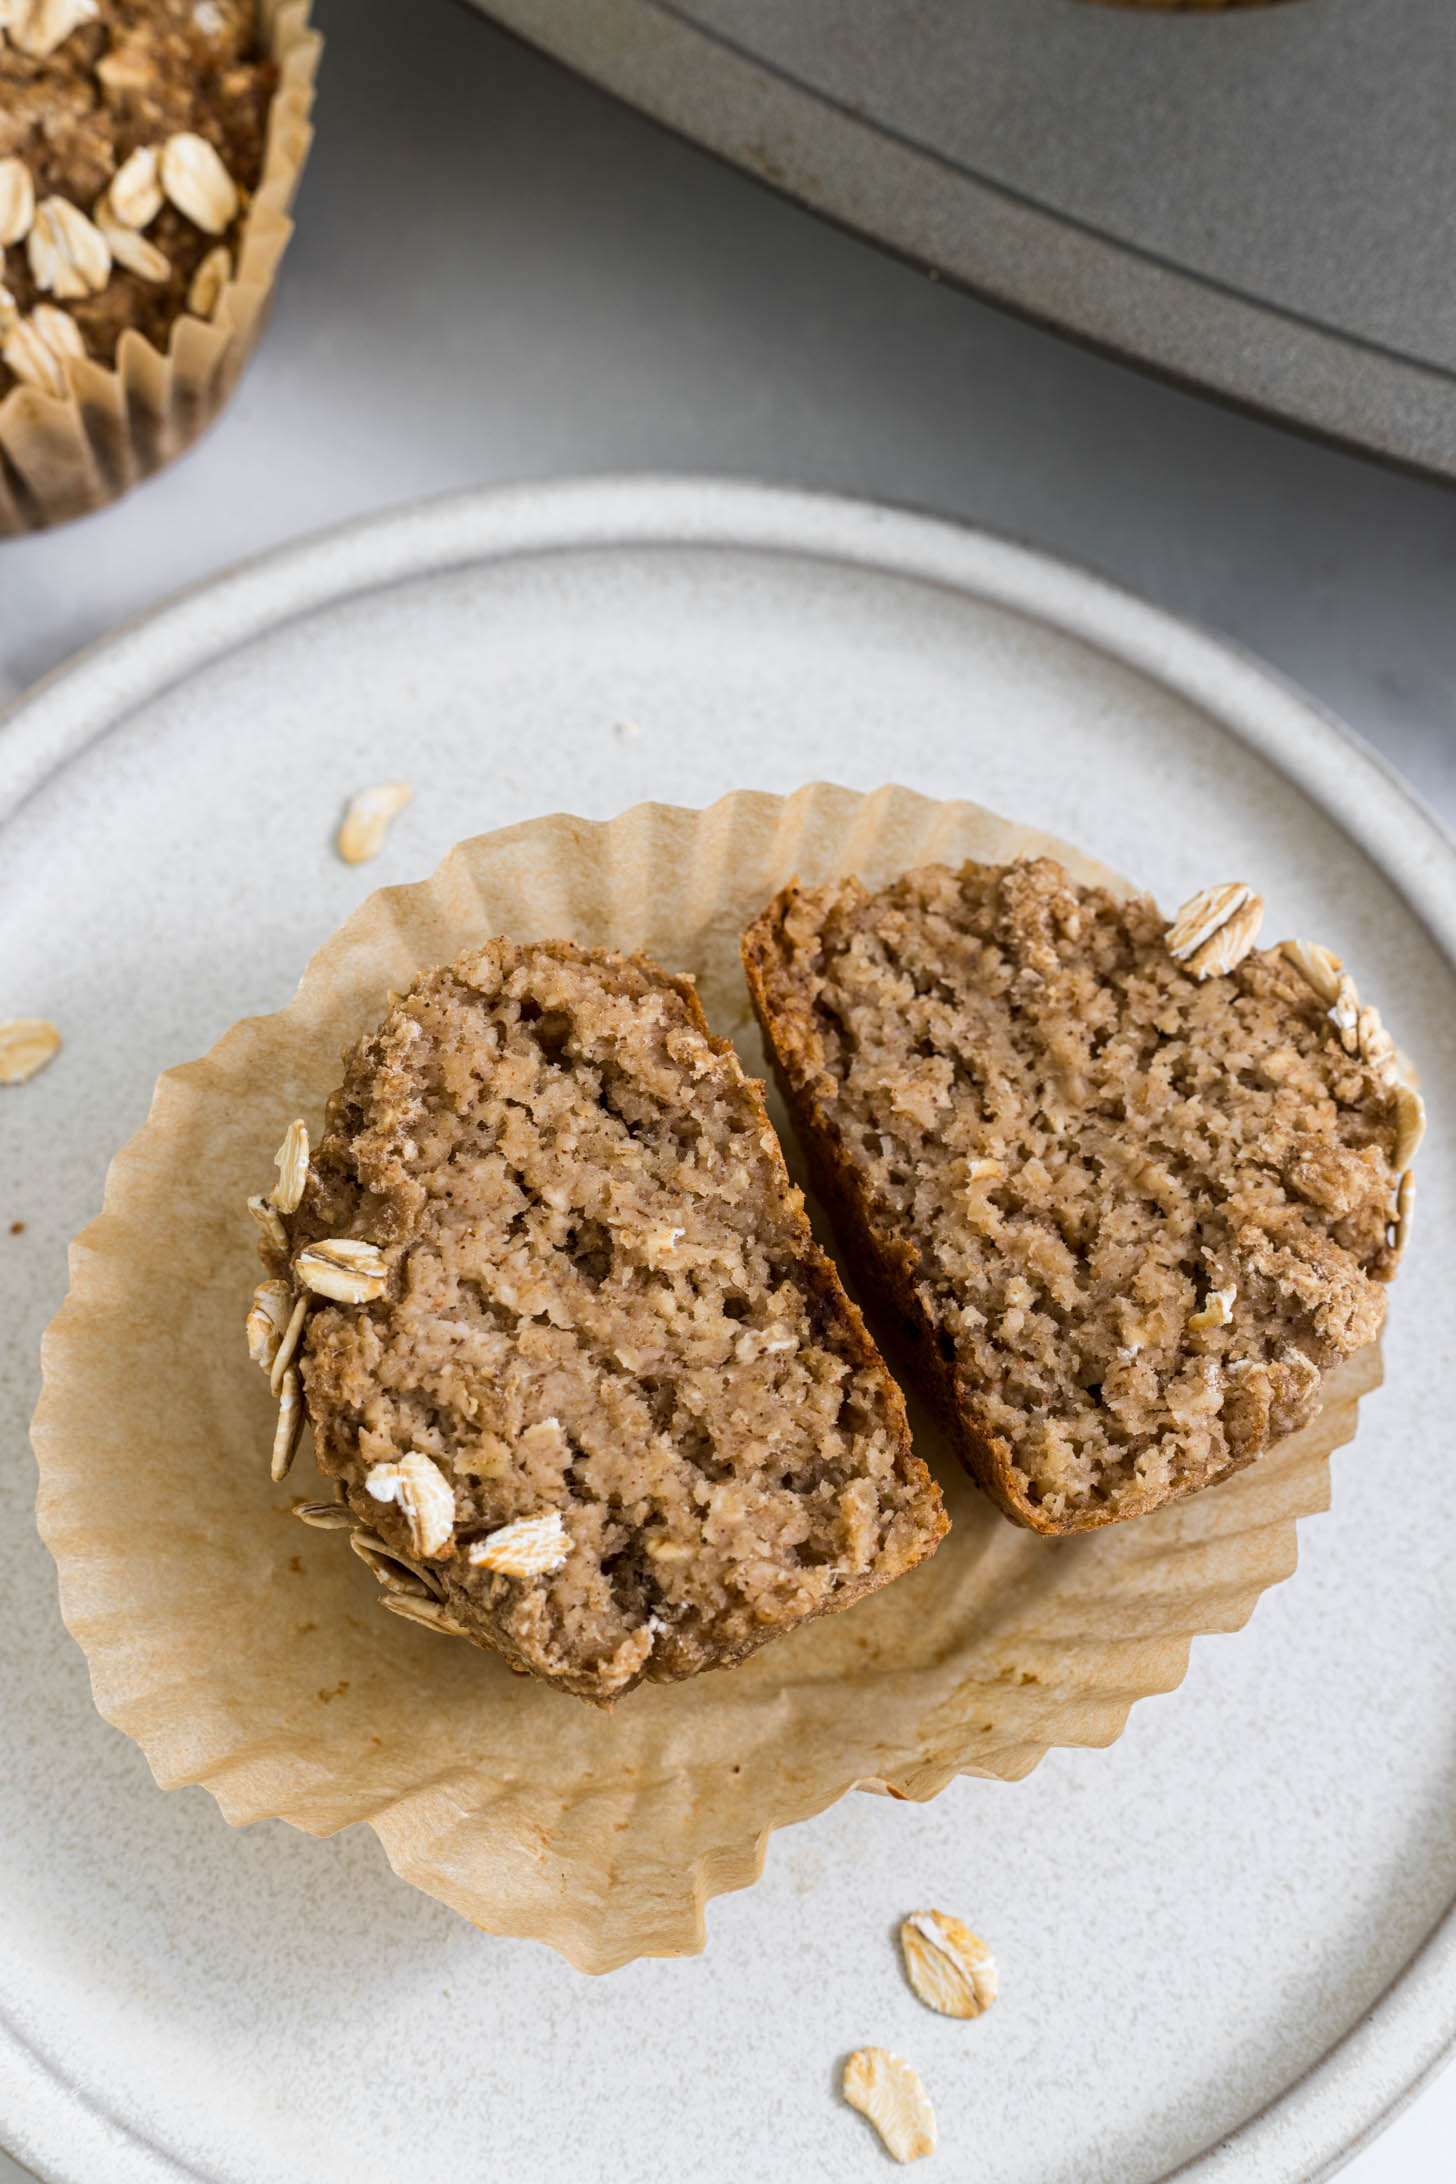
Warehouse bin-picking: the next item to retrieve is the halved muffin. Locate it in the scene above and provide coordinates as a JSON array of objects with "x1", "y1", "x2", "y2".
[
  {"x1": 247, "y1": 939, "x2": 946, "y2": 1704},
  {"x1": 744, "y1": 858, "x2": 1419, "y2": 1534}
]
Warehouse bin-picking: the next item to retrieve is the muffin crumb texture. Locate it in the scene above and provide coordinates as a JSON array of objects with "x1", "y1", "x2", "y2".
[
  {"x1": 0, "y1": 0, "x2": 274, "y2": 395},
  {"x1": 283, "y1": 940, "x2": 945, "y2": 1703},
  {"x1": 744, "y1": 858, "x2": 1406, "y2": 1533}
]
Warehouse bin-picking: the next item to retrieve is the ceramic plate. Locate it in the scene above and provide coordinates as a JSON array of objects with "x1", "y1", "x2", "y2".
[{"x1": 2, "y1": 478, "x2": 1453, "y2": 2184}]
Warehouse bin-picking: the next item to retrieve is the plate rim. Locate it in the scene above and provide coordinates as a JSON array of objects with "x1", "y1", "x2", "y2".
[{"x1": 2, "y1": 472, "x2": 1453, "y2": 2184}]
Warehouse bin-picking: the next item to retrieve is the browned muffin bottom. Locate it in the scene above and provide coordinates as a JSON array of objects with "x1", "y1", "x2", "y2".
[
  {"x1": 0, "y1": 1, "x2": 274, "y2": 394},
  {"x1": 264, "y1": 941, "x2": 946, "y2": 1706},
  {"x1": 744, "y1": 859, "x2": 1412, "y2": 1535}
]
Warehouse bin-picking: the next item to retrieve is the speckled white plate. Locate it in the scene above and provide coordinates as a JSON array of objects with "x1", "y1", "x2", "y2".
[{"x1": 2, "y1": 479, "x2": 1453, "y2": 2184}]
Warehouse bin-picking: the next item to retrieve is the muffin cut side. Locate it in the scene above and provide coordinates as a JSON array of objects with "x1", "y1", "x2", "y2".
[
  {"x1": 258, "y1": 940, "x2": 945, "y2": 1704},
  {"x1": 743, "y1": 858, "x2": 1415, "y2": 1534}
]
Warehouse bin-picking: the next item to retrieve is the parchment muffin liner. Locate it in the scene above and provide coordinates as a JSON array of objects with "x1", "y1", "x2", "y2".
[
  {"x1": 0, "y1": 0, "x2": 321, "y2": 534},
  {"x1": 32, "y1": 783, "x2": 1381, "y2": 1972}
]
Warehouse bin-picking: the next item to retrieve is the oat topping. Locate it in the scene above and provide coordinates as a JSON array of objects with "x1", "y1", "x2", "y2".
[
  {"x1": 105, "y1": 141, "x2": 161, "y2": 226},
  {"x1": 268, "y1": 1291, "x2": 309, "y2": 1396},
  {"x1": 291, "y1": 1497, "x2": 355, "y2": 1529},
  {"x1": 27, "y1": 192, "x2": 109, "y2": 296},
  {"x1": 270, "y1": 1365, "x2": 302, "y2": 1482},
  {"x1": 6, "y1": 0, "x2": 98, "y2": 61},
  {"x1": 1330, "y1": 972, "x2": 1360, "y2": 1054},
  {"x1": 1166, "y1": 880, "x2": 1265, "y2": 980},
  {"x1": 365, "y1": 1451, "x2": 457, "y2": 1558},
  {"x1": 1280, "y1": 938, "x2": 1343, "y2": 1007},
  {"x1": 1392, "y1": 1080, "x2": 1425, "y2": 1172},
  {"x1": 33, "y1": 302, "x2": 78, "y2": 354},
  {"x1": 843, "y1": 2049, "x2": 937, "y2": 2164},
  {"x1": 2, "y1": 299, "x2": 81, "y2": 390},
  {"x1": 158, "y1": 128, "x2": 234, "y2": 231},
  {"x1": 0, "y1": 156, "x2": 35, "y2": 244},
  {"x1": 271, "y1": 1118, "x2": 309, "y2": 1214},
  {"x1": 295, "y1": 1237, "x2": 388, "y2": 1304},
  {"x1": 286, "y1": 1490, "x2": 465, "y2": 1632},
  {"x1": 0, "y1": 1015, "x2": 62, "y2": 1083},
  {"x1": 95, "y1": 193, "x2": 167, "y2": 279},
  {"x1": 186, "y1": 237, "x2": 226, "y2": 313},
  {"x1": 900, "y1": 1910, "x2": 999, "y2": 2020},
  {"x1": 336, "y1": 780, "x2": 413, "y2": 866},
  {"x1": 467, "y1": 1510, "x2": 571, "y2": 1579},
  {"x1": 246, "y1": 1192, "x2": 288, "y2": 1259},
  {"x1": 245, "y1": 1277, "x2": 292, "y2": 1370},
  {"x1": 381, "y1": 1592, "x2": 469, "y2": 1637},
  {"x1": 1356, "y1": 1005, "x2": 1395, "y2": 1079},
  {"x1": 348, "y1": 1528, "x2": 435, "y2": 1597},
  {"x1": 1278, "y1": 942, "x2": 1424, "y2": 1192}
]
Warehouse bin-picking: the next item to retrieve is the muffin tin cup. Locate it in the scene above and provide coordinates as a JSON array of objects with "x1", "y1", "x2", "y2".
[
  {"x1": 0, "y1": 0, "x2": 321, "y2": 535},
  {"x1": 31, "y1": 783, "x2": 1380, "y2": 1970}
]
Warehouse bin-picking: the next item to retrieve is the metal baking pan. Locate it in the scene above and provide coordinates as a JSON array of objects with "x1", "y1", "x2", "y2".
[{"x1": 463, "y1": 0, "x2": 1456, "y2": 479}]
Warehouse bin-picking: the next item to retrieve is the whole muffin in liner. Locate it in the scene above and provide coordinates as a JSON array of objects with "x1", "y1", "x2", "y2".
[
  {"x1": 31, "y1": 783, "x2": 1382, "y2": 1971},
  {"x1": 0, "y1": 0, "x2": 321, "y2": 533}
]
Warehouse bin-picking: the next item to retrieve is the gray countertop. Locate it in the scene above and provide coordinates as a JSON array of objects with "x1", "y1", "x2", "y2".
[{"x1": 1, "y1": 0, "x2": 1453, "y2": 2175}]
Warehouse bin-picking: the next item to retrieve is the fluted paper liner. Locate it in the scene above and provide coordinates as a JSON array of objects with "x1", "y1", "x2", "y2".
[
  {"x1": 0, "y1": 0, "x2": 321, "y2": 533},
  {"x1": 32, "y1": 784, "x2": 1381, "y2": 1971}
]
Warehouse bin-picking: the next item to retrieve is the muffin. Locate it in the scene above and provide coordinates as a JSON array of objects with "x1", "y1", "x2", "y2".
[
  {"x1": 0, "y1": 0, "x2": 319, "y2": 529},
  {"x1": 247, "y1": 938, "x2": 948, "y2": 1706},
  {"x1": 744, "y1": 859, "x2": 1420, "y2": 1535}
]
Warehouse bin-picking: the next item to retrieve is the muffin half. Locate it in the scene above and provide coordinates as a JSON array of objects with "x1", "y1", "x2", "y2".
[
  {"x1": 744, "y1": 858, "x2": 1419, "y2": 1534},
  {"x1": 247, "y1": 939, "x2": 946, "y2": 1704}
]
